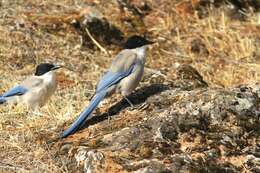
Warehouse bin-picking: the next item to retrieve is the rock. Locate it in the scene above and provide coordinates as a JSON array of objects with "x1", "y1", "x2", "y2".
[
  {"x1": 139, "y1": 144, "x2": 153, "y2": 158},
  {"x1": 74, "y1": 148, "x2": 104, "y2": 173},
  {"x1": 190, "y1": 38, "x2": 209, "y2": 56},
  {"x1": 59, "y1": 66, "x2": 260, "y2": 172},
  {"x1": 173, "y1": 64, "x2": 208, "y2": 90},
  {"x1": 133, "y1": 163, "x2": 171, "y2": 173},
  {"x1": 60, "y1": 143, "x2": 72, "y2": 154},
  {"x1": 75, "y1": 7, "x2": 124, "y2": 48},
  {"x1": 194, "y1": 0, "x2": 259, "y2": 18}
]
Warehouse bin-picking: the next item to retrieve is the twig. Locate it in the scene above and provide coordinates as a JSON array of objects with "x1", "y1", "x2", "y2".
[
  {"x1": 145, "y1": 67, "x2": 174, "y2": 83},
  {"x1": 85, "y1": 27, "x2": 109, "y2": 55},
  {"x1": 0, "y1": 161, "x2": 27, "y2": 171},
  {"x1": 0, "y1": 112, "x2": 25, "y2": 116}
]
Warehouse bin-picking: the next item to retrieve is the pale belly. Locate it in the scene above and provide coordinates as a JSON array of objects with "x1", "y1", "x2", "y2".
[
  {"x1": 116, "y1": 65, "x2": 144, "y2": 96},
  {"x1": 21, "y1": 83, "x2": 56, "y2": 109}
]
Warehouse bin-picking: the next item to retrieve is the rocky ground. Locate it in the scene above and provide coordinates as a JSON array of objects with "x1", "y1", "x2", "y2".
[
  {"x1": 0, "y1": 0, "x2": 259, "y2": 172},
  {"x1": 55, "y1": 65, "x2": 260, "y2": 173}
]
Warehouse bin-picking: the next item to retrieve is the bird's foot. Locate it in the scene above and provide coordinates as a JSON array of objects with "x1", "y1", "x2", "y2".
[
  {"x1": 136, "y1": 102, "x2": 149, "y2": 111},
  {"x1": 129, "y1": 102, "x2": 149, "y2": 111},
  {"x1": 124, "y1": 97, "x2": 140, "y2": 111}
]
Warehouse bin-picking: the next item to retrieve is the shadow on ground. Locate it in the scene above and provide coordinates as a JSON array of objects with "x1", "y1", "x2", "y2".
[{"x1": 81, "y1": 83, "x2": 170, "y2": 128}]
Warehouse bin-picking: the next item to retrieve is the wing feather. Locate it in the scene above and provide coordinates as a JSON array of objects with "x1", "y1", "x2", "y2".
[
  {"x1": 1, "y1": 76, "x2": 43, "y2": 98},
  {"x1": 2, "y1": 85, "x2": 28, "y2": 97},
  {"x1": 96, "y1": 50, "x2": 138, "y2": 93}
]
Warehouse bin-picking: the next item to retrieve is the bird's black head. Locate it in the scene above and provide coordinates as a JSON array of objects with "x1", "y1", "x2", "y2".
[
  {"x1": 124, "y1": 35, "x2": 154, "y2": 49},
  {"x1": 35, "y1": 63, "x2": 61, "y2": 76}
]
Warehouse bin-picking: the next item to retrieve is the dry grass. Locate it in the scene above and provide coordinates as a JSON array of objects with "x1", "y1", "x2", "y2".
[{"x1": 0, "y1": 0, "x2": 259, "y2": 172}]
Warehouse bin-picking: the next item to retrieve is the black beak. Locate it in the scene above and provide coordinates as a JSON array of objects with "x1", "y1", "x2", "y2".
[
  {"x1": 51, "y1": 65, "x2": 62, "y2": 71},
  {"x1": 144, "y1": 37, "x2": 155, "y2": 45},
  {"x1": 147, "y1": 40, "x2": 154, "y2": 45}
]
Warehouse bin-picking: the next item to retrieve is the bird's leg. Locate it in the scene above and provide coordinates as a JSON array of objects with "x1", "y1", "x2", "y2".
[
  {"x1": 106, "y1": 100, "x2": 113, "y2": 128},
  {"x1": 107, "y1": 107, "x2": 111, "y2": 126},
  {"x1": 124, "y1": 96, "x2": 134, "y2": 107}
]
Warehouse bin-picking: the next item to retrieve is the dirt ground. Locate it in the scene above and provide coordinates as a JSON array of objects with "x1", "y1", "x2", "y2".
[{"x1": 0, "y1": 0, "x2": 259, "y2": 172}]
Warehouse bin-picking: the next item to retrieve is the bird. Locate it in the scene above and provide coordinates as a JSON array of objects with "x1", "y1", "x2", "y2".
[
  {"x1": 0, "y1": 63, "x2": 62, "y2": 110},
  {"x1": 61, "y1": 35, "x2": 154, "y2": 138}
]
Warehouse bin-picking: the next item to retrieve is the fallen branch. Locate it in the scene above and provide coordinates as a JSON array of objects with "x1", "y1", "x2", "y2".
[{"x1": 85, "y1": 27, "x2": 109, "y2": 55}]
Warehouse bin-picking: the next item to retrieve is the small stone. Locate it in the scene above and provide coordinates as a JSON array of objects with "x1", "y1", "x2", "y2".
[{"x1": 139, "y1": 145, "x2": 153, "y2": 158}]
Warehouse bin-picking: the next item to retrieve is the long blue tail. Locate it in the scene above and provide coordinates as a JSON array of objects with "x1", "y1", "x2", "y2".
[{"x1": 61, "y1": 90, "x2": 107, "y2": 138}]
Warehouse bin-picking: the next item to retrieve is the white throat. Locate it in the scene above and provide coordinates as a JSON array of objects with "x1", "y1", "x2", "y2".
[
  {"x1": 134, "y1": 46, "x2": 147, "y2": 61},
  {"x1": 40, "y1": 71, "x2": 56, "y2": 83}
]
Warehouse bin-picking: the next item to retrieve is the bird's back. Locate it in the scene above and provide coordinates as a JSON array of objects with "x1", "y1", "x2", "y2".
[{"x1": 110, "y1": 49, "x2": 139, "y2": 73}]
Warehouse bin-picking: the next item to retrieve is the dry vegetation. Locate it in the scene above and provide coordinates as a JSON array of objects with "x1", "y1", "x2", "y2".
[{"x1": 0, "y1": 0, "x2": 259, "y2": 172}]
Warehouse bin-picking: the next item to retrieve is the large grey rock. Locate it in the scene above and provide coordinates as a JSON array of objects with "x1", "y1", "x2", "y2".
[{"x1": 59, "y1": 65, "x2": 260, "y2": 172}]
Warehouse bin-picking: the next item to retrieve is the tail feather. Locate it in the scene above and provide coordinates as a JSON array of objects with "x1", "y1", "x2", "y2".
[{"x1": 61, "y1": 90, "x2": 107, "y2": 138}]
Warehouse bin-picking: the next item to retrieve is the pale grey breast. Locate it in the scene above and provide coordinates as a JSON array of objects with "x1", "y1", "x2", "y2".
[
  {"x1": 110, "y1": 49, "x2": 145, "y2": 96},
  {"x1": 20, "y1": 74, "x2": 57, "y2": 109}
]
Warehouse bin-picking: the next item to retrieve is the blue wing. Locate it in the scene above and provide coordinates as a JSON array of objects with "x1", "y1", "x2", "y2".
[
  {"x1": 61, "y1": 64, "x2": 136, "y2": 138},
  {"x1": 2, "y1": 85, "x2": 28, "y2": 98},
  {"x1": 96, "y1": 64, "x2": 135, "y2": 93}
]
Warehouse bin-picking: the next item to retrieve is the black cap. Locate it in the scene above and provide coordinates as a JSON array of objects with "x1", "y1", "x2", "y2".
[
  {"x1": 124, "y1": 35, "x2": 154, "y2": 49},
  {"x1": 35, "y1": 63, "x2": 61, "y2": 76}
]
